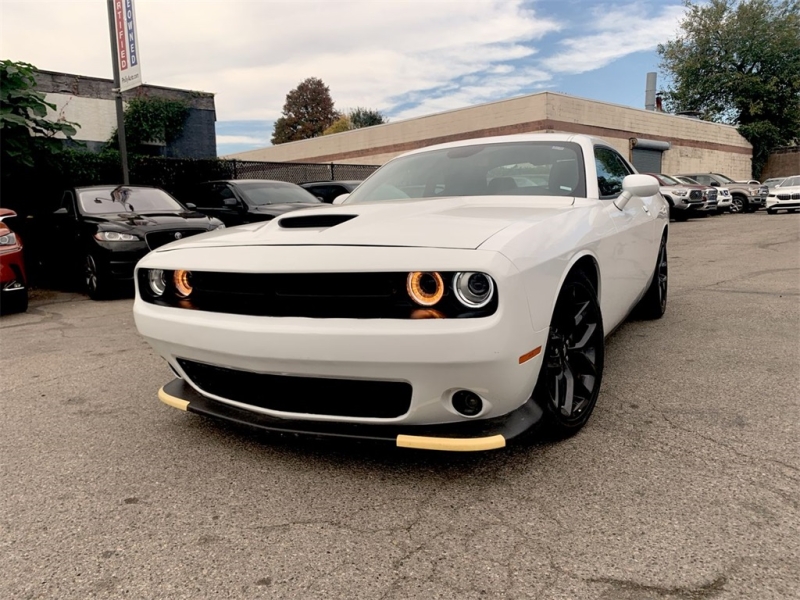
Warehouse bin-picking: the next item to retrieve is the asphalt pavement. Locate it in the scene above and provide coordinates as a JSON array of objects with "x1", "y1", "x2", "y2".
[{"x1": 1, "y1": 211, "x2": 798, "y2": 600}]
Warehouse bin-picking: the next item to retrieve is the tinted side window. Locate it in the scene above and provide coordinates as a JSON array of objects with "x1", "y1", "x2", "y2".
[
  {"x1": 60, "y1": 191, "x2": 76, "y2": 215},
  {"x1": 692, "y1": 175, "x2": 711, "y2": 185},
  {"x1": 595, "y1": 148, "x2": 632, "y2": 199},
  {"x1": 194, "y1": 184, "x2": 233, "y2": 209}
]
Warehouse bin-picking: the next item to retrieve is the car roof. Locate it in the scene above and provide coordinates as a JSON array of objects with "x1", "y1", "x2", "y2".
[
  {"x1": 74, "y1": 184, "x2": 162, "y2": 191},
  {"x1": 301, "y1": 180, "x2": 362, "y2": 186}
]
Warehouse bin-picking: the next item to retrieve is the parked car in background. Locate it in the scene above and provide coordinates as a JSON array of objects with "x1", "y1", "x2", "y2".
[
  {"x1": 134, "y1": 133, "x2": 669, "y2": 451},
  {"x1": 300, "y1": 180, "x2": 362, "y2": 203},
  {"x1": 33, "y1": 185, "x2": 224, "y2": 300},
  {"x1": 673, "y1": 176, "x2": 733, "y2": 213},
  {"x1": 182, "y1": 180, "x2": 322, "y2": 226},
  {"x1": 0, "y1": 209, "x2": 28, "y2": 314},
  {"x1": 676, "y1": 173, "x2": 767, "y2": 213},
  {"x1": 766, "y1": 175, "x2": 800, "y2": 214},
  {"x1": 762, "y1": 177, "x2": 786, "y2": 189},
  {"x1": 641, "y1": 173, "x2": 705, "y2": 220}
]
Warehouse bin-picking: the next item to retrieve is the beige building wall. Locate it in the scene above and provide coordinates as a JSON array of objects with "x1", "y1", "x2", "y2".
[{"x1": 229, "y1": 92, "x2": 752, "y2": 179}]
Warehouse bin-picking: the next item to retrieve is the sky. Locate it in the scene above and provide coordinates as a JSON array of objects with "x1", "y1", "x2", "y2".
[{"x1": 0, "y1": 0, "x2": 688, "y2": 156}]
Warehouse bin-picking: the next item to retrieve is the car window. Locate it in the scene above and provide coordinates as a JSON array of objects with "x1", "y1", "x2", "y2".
[
  {"x1": 344, "y1": 142, "x2": 586, "y2": 203},
  {"x1": 237, "y1": 182, "x2": 321, "y2": 205},
  {"x1": 60, "y1": 191, "x2": 76, "y2": 215},
  {"x1": 691, "y1": 175, "x2": 711, "y2": 185},
  {"x1": 193, "y1": 183, "x2": 234, "y2": 209},
  {"x1": 783, "y1": 176, "x2": 800, "y2": 187},
  {"x1": 594, "y1": 147, "x2": 632, "y2": 199}
]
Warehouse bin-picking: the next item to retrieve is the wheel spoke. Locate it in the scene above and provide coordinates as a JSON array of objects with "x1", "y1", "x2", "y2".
[
  {"x1": 568, "y1": 322, "x2": 597, "y2": 351},
  {"x1": 561, "y1": 364, "x2": 575, "y2": 416},
  {"x1": 572, "y1": 300, "x2": 590, "y2": 328}
]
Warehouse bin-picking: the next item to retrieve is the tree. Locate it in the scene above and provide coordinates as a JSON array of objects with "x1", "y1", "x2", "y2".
[
  {"x1": 271, "y1": 77, "x2": 339, "y2": 144},
  {"x1": 322, "y1": 108, "x2": 388, "y2": 136},
  {"x1": 348, "y1": 107, "x2": 388, "y2": 129},
  {"x1": 658, "y1": 0, "x2": 800, "y2": 177},
  {"x1": 107, "y1": 97, "x2": 189, "y2": 154},
  {"x1": 0, "y1": 60, "x2": 80, "y2": 169}
]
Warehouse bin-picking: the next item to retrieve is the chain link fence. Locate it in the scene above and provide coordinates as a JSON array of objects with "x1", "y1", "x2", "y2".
[{"x1": 228, "y1": 160, "x2": 379, "y2": 184}]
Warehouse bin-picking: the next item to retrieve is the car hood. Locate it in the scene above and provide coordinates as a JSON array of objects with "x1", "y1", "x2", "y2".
[{"x1": 155, "y1": 196, "x2": 575, "y2": 251}]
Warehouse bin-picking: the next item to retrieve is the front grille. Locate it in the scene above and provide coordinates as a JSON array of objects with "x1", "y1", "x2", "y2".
[
  {"x1": 689, "y1": 190, "x2": 702, "y2": 200},
  {"x1": 706, "y1": 190, "x2": 718, "y2": 201},
  {"x1": 760, "y1": 186, "x2": 769, "y2": 197},
  {"x1": 138, "y1": 270, "x2": 499, "y2": 319},
  {"x1": 146, "y1": 229, "x2": 207, "y2": 250},
  {"x1": 177, "y1": 359, "x2": 412, "y2": 419},
  {"x1": 777, "y1": 193, "x2": 800, "y2": 200}
]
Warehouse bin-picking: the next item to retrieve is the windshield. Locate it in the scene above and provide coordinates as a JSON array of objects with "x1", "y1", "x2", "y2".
[
  {"x1": 781, "y1": 176, "x2": 800, "y2": 187},
  {"x1": 675, "y1": 176, "x2": 699, "y2": 185},
  {"x1": 344, "y1": 141, "x2": 586, "y2": 203},
  {"x1": 78, "y1": 187, "x2": 185, "y2": 214},
  {"x1": 714, "y1": 174, "x2": 736, "y2": 183},
  {"x1": 658, "y1": 174, "x2": 680, "y2": 185},
  {"x1": 237, "y1": 182, "x2": 321, "y2": 205},
  {"x1": 763, "y1": 178, "x2": 785, "y2": 188}
]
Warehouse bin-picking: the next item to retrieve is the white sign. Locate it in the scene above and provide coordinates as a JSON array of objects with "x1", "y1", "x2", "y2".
[{"x1": 113, "y1": 0, "x2": 142, "y2": 91}]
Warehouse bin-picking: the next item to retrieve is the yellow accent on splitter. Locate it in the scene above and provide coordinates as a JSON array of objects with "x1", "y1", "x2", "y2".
[
  {"x1": 158, "y1": 386, "x2": 189, "y2": 411},
  {"x1": 396, "y1": 434, "x2": 506, "y2": 452}
]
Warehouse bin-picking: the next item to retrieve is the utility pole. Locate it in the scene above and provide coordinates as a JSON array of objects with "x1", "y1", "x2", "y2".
[{"x1": 106, "y1": 0, "x2": 129, "y2": 184}]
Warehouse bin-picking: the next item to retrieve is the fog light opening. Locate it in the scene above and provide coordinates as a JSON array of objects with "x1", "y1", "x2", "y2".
[{"x1": 452, "y1": 390, "x2": 483, "y2": 417}]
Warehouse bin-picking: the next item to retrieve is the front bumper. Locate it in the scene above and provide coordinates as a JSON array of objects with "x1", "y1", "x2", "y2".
[
  {"x1": 158, "y1": 377, "x2": 544, "y2": 451},
  {"x1": 767, "y1": 198, "x2": 800, "y2": 210}
]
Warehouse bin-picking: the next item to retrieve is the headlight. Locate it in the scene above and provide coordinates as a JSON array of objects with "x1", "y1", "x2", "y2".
[
  {"x1": 148, "y1": 269, "x2": 167, "y2": 296},
  {"x1": 453, "y1": 272, "x2": 495, "y2": 308},
  {"x1": 95, "y1": 231, "x2": 139, "y2": 242},
  {"x1": 173, "y1": 269, "x2": 193, "y2": 298},
  {"x1": 748, "y1": 188, "x2": 759, "y2": 195},
  {"x1": 407, "y1": 272, "x2": 444, "y2": 306},
  {"x1": 672, "y1": 190, "x2": 687, "y2": 196},
  {"x1": 0, "y1": 232, "x2": 17, "y2": 246},
  {"x1": 211, "y1": 221, "x2": 225, "y2": 230}
]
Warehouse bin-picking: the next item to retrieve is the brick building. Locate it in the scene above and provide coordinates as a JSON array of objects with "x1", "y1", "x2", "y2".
[
  {"x1": 228, "y1": 91, "x2": 753, "y2": 179},
  {"x1": 34, "y1": 70, "x2": 217, "y2": 158}
]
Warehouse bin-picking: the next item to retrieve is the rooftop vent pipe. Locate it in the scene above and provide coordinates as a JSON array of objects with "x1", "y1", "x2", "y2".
[{"x1": 645, "y1": 72, "x2": 657, "y2": 111}]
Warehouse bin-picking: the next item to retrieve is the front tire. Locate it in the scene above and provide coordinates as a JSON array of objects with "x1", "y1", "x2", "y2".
[
  {"x1": 84, "y1": 253, "x2": 110, "y2": 300},
  {"x1": 534, "y1": 271, "x2": 604, "y2": 438},
  {"x1": 0, "y1": 288, "x2": 28, "y2": 315},
  {"x1": 635, "y1": 235, "x2": 668, "y2": 320},
  {"x1": 731, "y1": 195, "x2": 745, "y2": 213}
]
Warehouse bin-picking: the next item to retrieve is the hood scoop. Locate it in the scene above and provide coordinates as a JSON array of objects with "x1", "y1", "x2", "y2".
[{"x1": 278, "y1": 214, "x2": 357, "y2": 229}]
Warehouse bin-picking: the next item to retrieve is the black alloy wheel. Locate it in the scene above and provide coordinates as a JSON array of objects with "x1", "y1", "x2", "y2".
[
  {"x1": 535, "y1": 271, "x2": 604, "y2": 437},
  {"x1": 635, "y1": 236, "x2": 668, "y2": 320},
  {"x1": 84, "y1": 253, "x2": 108, "y2": 300}
]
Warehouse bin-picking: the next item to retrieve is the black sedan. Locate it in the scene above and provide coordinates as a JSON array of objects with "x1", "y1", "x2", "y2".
[
  {"x1": 181, "y1": 180, "x2": 322, "y2": 226},
  {"x1": 300, "y1": 180, "x2": 362, "y2": 203},
  {"x1": 34, "y1": 185, "x2": 224, "y2": 299}
]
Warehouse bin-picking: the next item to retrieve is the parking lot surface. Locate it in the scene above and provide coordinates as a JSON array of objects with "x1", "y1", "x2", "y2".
[{"x1": 1, "y1": 212, "x2": 798, "y2": 599}]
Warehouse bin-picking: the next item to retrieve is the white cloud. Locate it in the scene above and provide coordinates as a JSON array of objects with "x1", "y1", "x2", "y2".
[
  {"x1": 541, "y1": 4, "x2": 685, "y2": 75},
  {"x1": 0, "y1": 0, "x2": 559, "y2": 122},
  {"x1": 216, "y1": 135, "x2": 270, "y2": 146}
]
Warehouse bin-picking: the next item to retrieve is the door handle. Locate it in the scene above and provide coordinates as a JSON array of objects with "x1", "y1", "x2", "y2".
[{"x1": 642, "y1": 205, "x2": 650, "y2": 214}]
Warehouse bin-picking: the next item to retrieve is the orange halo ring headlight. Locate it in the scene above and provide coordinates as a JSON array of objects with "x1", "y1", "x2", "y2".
[
  {"x1": 173, "y1": 269, "x2": 193, "y2": 298},
  {"x1": 407, "y1": 271, "x2": 444, "y2": 306}
]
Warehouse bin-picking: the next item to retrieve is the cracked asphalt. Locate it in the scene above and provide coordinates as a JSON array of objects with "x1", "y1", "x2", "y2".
[{"x1": 1, "y1": 211, "x2": 798, "y2": 600}]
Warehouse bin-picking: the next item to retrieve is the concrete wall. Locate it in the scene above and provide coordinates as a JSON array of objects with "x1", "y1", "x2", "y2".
[
  {"x1": 761, "y1": 146, "x2": 800, "y2": 179},
  {"x1": 228, "y1": 91, "x2": 753, "y2": 179},
  {"x1": 34, "y1": 70, "x2": 217, "y2": 158}
]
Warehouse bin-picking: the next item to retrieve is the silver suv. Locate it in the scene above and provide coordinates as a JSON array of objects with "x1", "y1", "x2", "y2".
[
  {"x1": 677, "y1": 173, "x2": 767, "y2": 213},
  {"x1": 642, "y1": 173, "x2": 705, "y2": 220}
]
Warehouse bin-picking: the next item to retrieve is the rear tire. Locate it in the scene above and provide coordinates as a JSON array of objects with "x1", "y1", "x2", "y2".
[
  {"x1": 534, "y1": 270, "x2": 604, "y2": 439},
  {"x1": 635, "y1": 235, "x2": 668, "y2": 320},
  {"x1": 767, "y1": 209, "x2": 777, "y2": 215}
]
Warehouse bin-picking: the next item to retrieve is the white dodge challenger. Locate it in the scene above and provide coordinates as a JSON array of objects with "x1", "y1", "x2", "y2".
[{"x1": 134, "y1": 133, "x2": 668, "y2": 451}]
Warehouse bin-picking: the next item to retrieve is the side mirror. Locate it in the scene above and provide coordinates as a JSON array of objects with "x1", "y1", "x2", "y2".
[
  {"x1": 185, "y1": 202, "x2": 197, "y2": 210},
  {"x1": 615, "y1": 175, "x2": 660, "y2": 210},
  {"x1": 332, "y1": 193, "x2": 349, "y2": 205},
  {"x1": 223, "y1": 197, "x2": 239, "y2": 207},
  {"x1": 710, "y1": 181, "x2": 719, "y2": 187}
]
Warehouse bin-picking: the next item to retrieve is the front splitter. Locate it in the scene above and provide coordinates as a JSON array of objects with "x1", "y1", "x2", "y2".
[{"x1": 158, "y1": 378, "x2": 544, "y2": 452}]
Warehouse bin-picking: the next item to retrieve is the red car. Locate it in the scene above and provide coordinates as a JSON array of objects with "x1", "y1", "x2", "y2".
[{"x1": 0, "y1": 208, "x2": 28, "y2": 314}]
